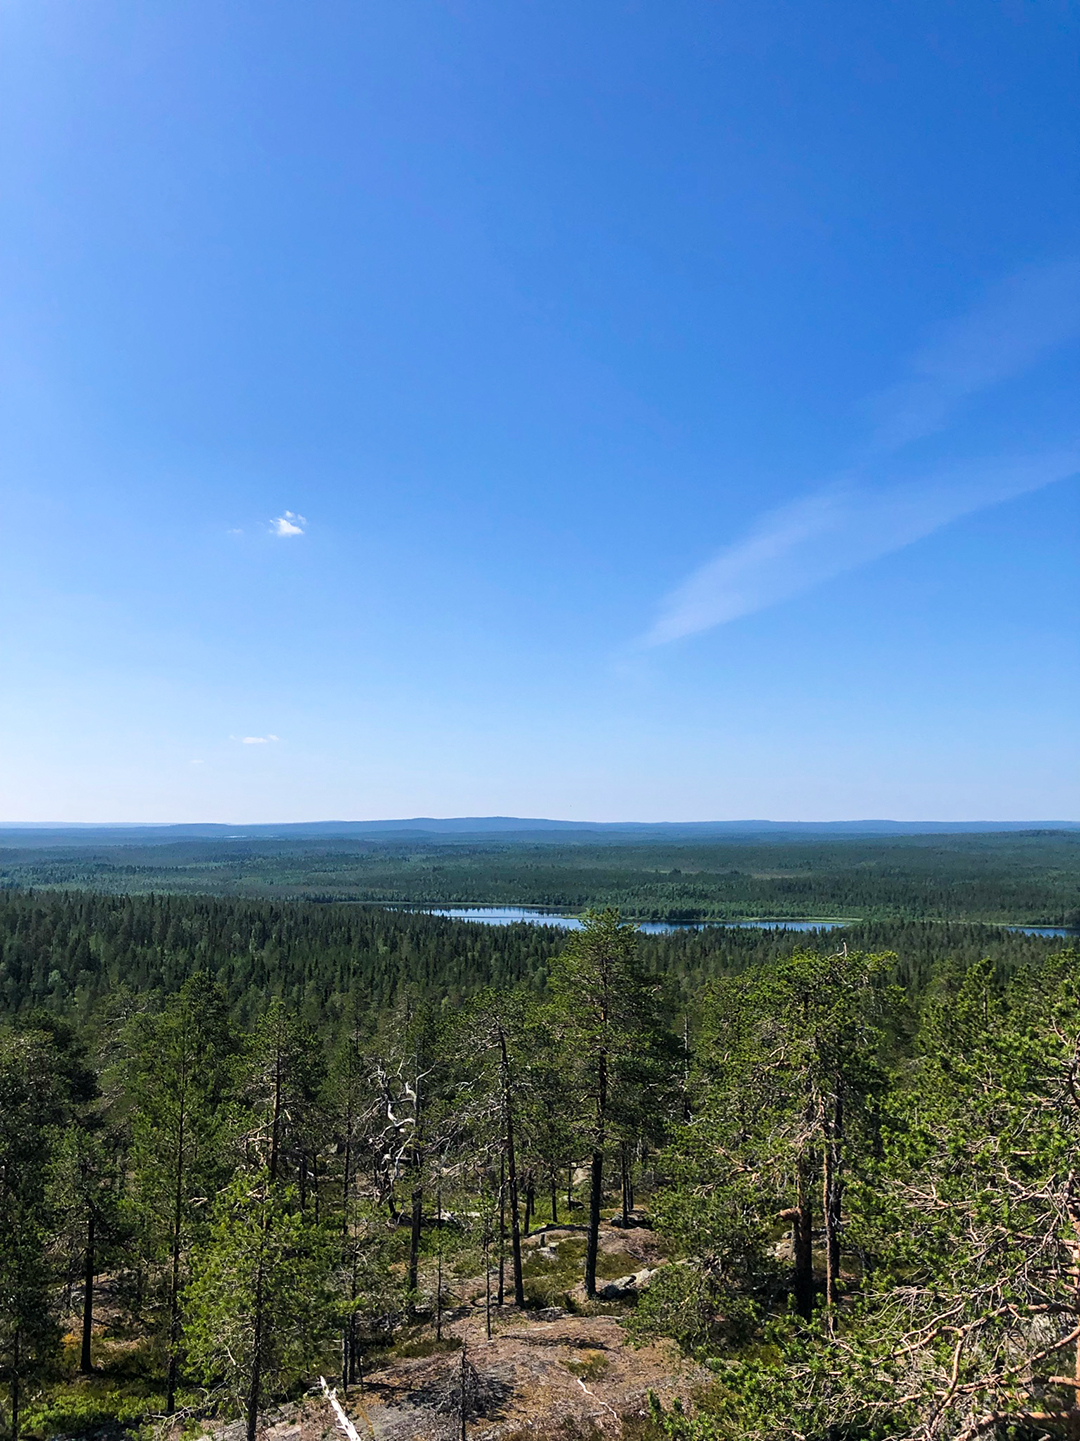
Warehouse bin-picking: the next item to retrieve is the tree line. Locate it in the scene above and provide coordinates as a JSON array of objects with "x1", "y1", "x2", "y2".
[
  {"x1": 2, "y1": 829, "x2": 1076, "y2": 924},
  {"x1": 0, "y1": 887, "x2": 1063, "y2": 1024}
]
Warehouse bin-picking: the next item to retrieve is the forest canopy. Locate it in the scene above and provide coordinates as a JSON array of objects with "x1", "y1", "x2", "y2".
[
  {"x1": 1, "y1": 829, "x2": 1076, "y2": 925},
  {"x1": 1, "y1": 877, "x2": 1079, "y2": 1441}
]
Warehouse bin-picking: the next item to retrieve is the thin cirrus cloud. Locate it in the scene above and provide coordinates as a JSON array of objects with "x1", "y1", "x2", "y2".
[
  {"x1": 866, "y1": 258, "x2": 1080, "y2": 451},
  {"x1": 642, "y1": 450, "x2": 1080, "y2": 646},
  {"x1": 271, "y1": 511, "x2": 306, "y2": 537},
  {"x1": 642, "y1": 259, "x2": 1080, "y2": 647},
  {"x1": 234, "y1": 734, "x2": 279, "y2": 745}
]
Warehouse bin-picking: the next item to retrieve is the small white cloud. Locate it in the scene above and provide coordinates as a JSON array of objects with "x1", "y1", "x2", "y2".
[
  {"x1": 190, "y1": 759, "x2": 204, "y2": 765},
  {"x1": 240, "y1": 734, "x2": 279, "y2": 745},
  {"x1": 226, "y1": 528, "x2": 243, "y2": 536},
  {"x1": 271, "y1": 511, "x2": 306, "y2": 537}
]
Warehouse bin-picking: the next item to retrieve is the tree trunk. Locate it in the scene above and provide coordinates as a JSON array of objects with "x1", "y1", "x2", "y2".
[
  {"x1": 498, "y1": 1028, "x2": 525, "y2": 1308},
  {"x1": 785, "y1": 1156, "x2": 815, "y2": 1321},
  {"x1": 484, "y1": 1223, "x2": 492, "y2": 1340},
  {"x1": 682, "y1": 1013, "x2": 692, "y2": 1121},
  {"x1": 436, "y1": 1183, "x2": 444, "y2": 1340},
  {"x1": 11, "y1": 1325, "x2": 20, "y2": 1441},
  {"x1": 585, "y1": 1051, "x2": 608, "y2": 1299},
  {"x1": 341, "y1": 1130, "x2": 353, "y2": 1392},
  {"x1": 458, "y1": 1340, "x2": 468, "y2": 1441},
  {"x1": 166, "y1": 1096, "x2": 186, "y2": 1415},
  {"x1": 246, "y1": 1273, "x2": 264, "y2": 1441},
  {"x1": 343, "y1": 1253, "x2": 358, "y2": 1390},
  {"x1": 550, "y1": 1171, "x2": 558, "y2": 1225},
  {"x1": 822, "y1": 1090, "x2": 844, "y2": 1330},
  {"x1": 497, "y1": 1156, "x2": 505, "y2": 1306},
  {"x1": 269, "y1": 1050, "x2": 283, "y2": 1184},
  {"x1": 80, "y1": 1210, "x2": 95, "y2": 1373},
  {"x1": 347, "y1": 1313, "x2": 358, "y2": 1388},
  {"x1": 407, "y1": 1183, "x2": 423, "y2": 1301},
  {"x1": 1070, "y1": 1231, "x2": 1080, "y2": 1437},
  {"x1": 620, "y1": 1143, "x2": 631, "y2": 1227}
]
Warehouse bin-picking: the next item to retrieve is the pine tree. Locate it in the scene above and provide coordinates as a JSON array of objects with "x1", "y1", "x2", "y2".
[
  {"x1": 243, "y1": 1000, "x2": 326, "y2": 1198},
  {"x1": 0, "y1": 1028, "x2": 66, "y2": 1440},
  {"x1": 126, "y1": 973, "x2": 239, "y2": 1413},
  {"x1": 324, "y1": 1014, "x2": 396, "y2": 1389},
  {"x1": 454, "y1": 988, "x2": 537, "y2": 1308},
  {"x1": 548, "y1": 910, "x2": 673, "y2": 1297},
  {"x1": 184, "y1": 1175, "x2": 335, "y2": 1441},
  {"x1": 51, "y1": 1121, "x2": 126, "y2": 1374}
]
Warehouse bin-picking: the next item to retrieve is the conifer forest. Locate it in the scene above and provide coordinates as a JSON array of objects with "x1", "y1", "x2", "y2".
[{"x1": 1, "y1": 834, "x2": 1080, "y2": 1441}]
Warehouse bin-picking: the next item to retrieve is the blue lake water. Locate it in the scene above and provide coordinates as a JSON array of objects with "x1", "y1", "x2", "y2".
[
  {"x1": 424, "y1": 907, "x2": 1079, "y2": 938},
  {"x1": 1012, "y1": 927, "x2": 1080, "y2": 938},
  {"x1": 425, "y1": 906, "x2": 849, "y2": 933}
]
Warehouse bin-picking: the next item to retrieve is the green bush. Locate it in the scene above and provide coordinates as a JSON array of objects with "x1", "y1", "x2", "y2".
[
  {"x1": 565, "y1": 1351, "x2": 610, "y2": 1382},
  {"x1": 22, "y1": 1388, "x2": 164, "y2": 1439}
]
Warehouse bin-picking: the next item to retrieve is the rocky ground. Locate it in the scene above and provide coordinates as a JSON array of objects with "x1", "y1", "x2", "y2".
[
  {"x1": 232, "y1": 1310, "x2": 697, "y2": 1441},
  {"x1": 202, "y1": 1223, "x2": 702, "y2": 1441},
  {"x1": 347, "y1": 1306, "x2": 694, "y2": 1441}
]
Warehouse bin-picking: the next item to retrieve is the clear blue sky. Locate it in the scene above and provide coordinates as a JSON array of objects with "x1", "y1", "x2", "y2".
[{"x1": 1, "y1": 0, "x2": 1077, "y2": 823}]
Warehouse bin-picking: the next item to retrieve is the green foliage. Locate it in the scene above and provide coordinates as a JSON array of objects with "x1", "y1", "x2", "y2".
[
  {"x1": 393, "y1": 1336, "x2": 461, "y2": 1359},
  {"x1": 0, "y1": 888, "x2": 560, "y2": 1020},
  {"x1": 0, "y1": 888, "x2": 1066, "y2": 1030},
  {"x1": 21, "y1": 1386, "x2": 165, "y2": 1438},
  {"x1": 1, "y1": 870, "x2": 1079, "y2": 1441},
  {"x1": 0, "y1": 1024, "x2": 78, "y2": 1438},
  {"x1": 549, "y1": 910, "x2": 679, "y2": 1295},
  {"x1": 626, "y1": 1266, "x2": 726, "y2": 1356},
  {"x1": 183, "y1": 1177, "x2": 335, "y2": 1422},
  {"x1": 564, "y1": 1350, "x2": 610, "y2": 1381},
  {"x1": 2, "y1": 831, "x2": 1075, "y2": 924},
  {"x1": 123, "y1": 973, "x2": 240, "y2": 1411},
  {"x1": 520, "y1": 1235, "x2": 638, "y2": 1309}
]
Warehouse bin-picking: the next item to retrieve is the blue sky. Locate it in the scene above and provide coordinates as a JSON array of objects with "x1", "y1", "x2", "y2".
[{"x1": 1, "y1": 0, "x2": 1077, "y2": 823}]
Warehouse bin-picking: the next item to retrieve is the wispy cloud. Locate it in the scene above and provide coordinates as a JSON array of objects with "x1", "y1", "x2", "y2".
[
  {"x1": 867, "y1": 259, "x2": 1080, "y2": 450},
  {"x1": 237, "y1": 734, "x2": 279, "y2": 745},
  {"x1": 643, "y1": 450, "x2": 1079, "y2": 646},
  {"x1": 643, "y1": 260, "x2": 1080, "y2": 646},
  {"x1": 271, "y1": 511, "x2": 306, "y2": 537}
]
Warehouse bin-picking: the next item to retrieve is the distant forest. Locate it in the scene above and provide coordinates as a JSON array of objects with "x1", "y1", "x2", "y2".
[
  {"x1": 0, "y1": 887, "x2": 1067, "y2": 1023},
  {"x1": 1, "y1": 829, "x2": 1077, "y2": 925}
]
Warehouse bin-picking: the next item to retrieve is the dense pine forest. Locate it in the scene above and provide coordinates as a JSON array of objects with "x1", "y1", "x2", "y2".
[
  {"x1": 2, "y1": 877, "x2": 1080, "y2": 1441},
  {"x1": 2, "y1": 830, "x2": 1077, "y2": 925}
]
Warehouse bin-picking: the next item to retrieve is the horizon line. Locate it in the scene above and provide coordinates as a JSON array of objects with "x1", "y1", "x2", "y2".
[{"x1": 1, "y1": 817, "x2": 1077, "y2": 830}]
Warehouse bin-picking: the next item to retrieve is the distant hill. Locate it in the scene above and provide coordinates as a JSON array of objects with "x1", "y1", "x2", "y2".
[{"x1": 1, "y1": 816, "x2": 1077, "y2": 847}]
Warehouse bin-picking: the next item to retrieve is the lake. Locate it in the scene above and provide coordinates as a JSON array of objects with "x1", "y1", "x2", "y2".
[
  {"x1": 424, "y1": 907, "x2": 1080, "y2": 937},
  {"x1": 425, "y1": 906, "x2": 850, "y2": 933}
]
